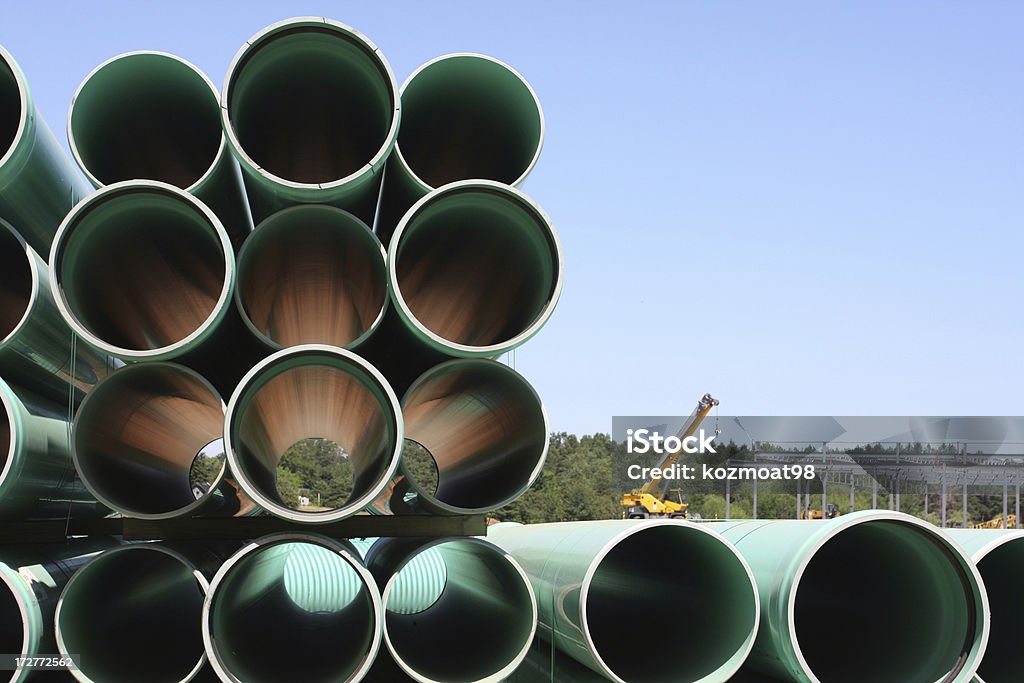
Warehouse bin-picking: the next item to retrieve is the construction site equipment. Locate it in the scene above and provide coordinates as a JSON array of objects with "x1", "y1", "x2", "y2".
[
  {"x1": 0, "y1": 44, "x2": 90, "y2": 257},
  {"x1": 621, "y1": 393, "x2": 719, "y2": 519},
  {"x1": 364, "y1": 536, "x2": 537, "y2": 682},
  {"x1": 800, "y1": 503, "x2": 841, "y2": 520},
  {"x1": 971, "y1": 514, "x2": 1016, "y2": 530},
  {"x1": 72, "y1": 362, "x2": 253, "y2": 519},
  {"x1": 376, "y1": 53, "x2": 544, "y2": 243},
  {"x1": 202, "y1": 534, "x2": 381, "y2": 683},
  {"x1": 68, "y1": 51, "x2": 252, "y2": 249},
  {"x1": 488, "y1": 520, "x2": 760, "y2": 683},
  {"x1": 224, "y1": 345, "x2": 402, "y2": 522},
  {"x1": 221, "y1": 17, "x2": 400, "y2": 225},
  {"x1": 706, "y1": 511, "x2": 989, "y2": 683}
]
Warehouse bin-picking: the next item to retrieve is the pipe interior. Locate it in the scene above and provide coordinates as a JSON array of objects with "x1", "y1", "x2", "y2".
[
  {"x1": 210, "y1": 542, "x2": 375, "y2": 683},
  {"x1": 386, "y1": 541, "x2": 533, "y2": 681},
  {"x1": 227, "y1": 26, "x2": 395, "y2": 184},
  {"x1": 974, "y1": 540, "x2": 1024, "y2": 682},
  {"x1": 238, "y1": 207, "x2": 386, "y2": 347},
  {"x1": 0, "y1": 575, "x2": 23, "y2": 655},
  {"x1": 57, "y1": 189, "x2": 227, "y2": 351},
  {"x1": 232, "y1": 354, "x2": 397, "y2": 515},
  {"x1": 586, "y1": 526, "x2": 757, "y2": 682},
  {"x1": 395, "y1": 189, "x2": 558, "y2": 348},
  {"x1": 71, "y1": 54, "x2": 222, "y2": 188},
  {"x1": 0, "y1": 224, "x2": 31, "y2": 342},
  {"x1": 794, "y1": 521, "x2": 973, "y2": 683},
  {"x1": 0, "y1": 405, "x2": 8, "y2": 477},
  {"x1": 400, "y1": 56, "x2": 541, "y2": 187},
  {"x1": 0, "y1": 57, "x2": 19, "y2": 160},
  {"x1": 403, "y1": 362, "x2": 545, "y2": 511},
  {"x1": 58, "y1": 548, "x2": 206, "y2": 683},
  {"x1": 74, "y1": 365, "x2": 224, "y2": 516}
]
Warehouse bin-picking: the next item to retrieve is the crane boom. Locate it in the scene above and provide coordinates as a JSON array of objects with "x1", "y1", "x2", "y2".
[{"x1": 639, "y1": 393, "x2": 719, "y2": 496}]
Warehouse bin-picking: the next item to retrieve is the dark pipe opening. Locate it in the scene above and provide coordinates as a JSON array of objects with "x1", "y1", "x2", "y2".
[
  {"x1": 586, "y1": 525, "x2": 757, "y2": 682},
  {"x1": 58, "y1": 548, "x2": 206, "y2": 683},
  {"x1": 0, "y1": 224, "x2": 31, "y2": 341},
  {"x1": 238, "y1": 207, "x2": 385, "y2": 348},
  {"x1": 403, "y1": 361, "x2": 545, "y2": 511},
  {"x1": 794, "y1": 521, "x2": 973, "y2": 683},
  {"x1": 400, "y1": 56, "x2": 542, "y2": 187},
  {"x1": 210, "y1": 541, "x2": 376, "y2": 683},
  {"x1": 975, "y1": 540, "x2": 1024, "y2": 682},
  {"x1": 73, "y1": 364, "x2": 225, "y2": 516},
  {"x1": 0, "y1": 58, "x2": 20, "y2": 160},
  {"x1": 0, "y1": 405, "x2": 9, "y2": 478},
  {"x1": 394, "y1": 188, "x2": 559, "y2": 348},
  {"x1": 227, "y1": 25, "x2": 395, "y2": 184},
  {"x1": 0, "y1": 575, "x2": 23, "y2": 654},
  {"x1": 56, "y1": 188, "x2": 227, "y2": 351},
  {"x1": 71, "y1": 54, "x2": 222, "y2": 189}
]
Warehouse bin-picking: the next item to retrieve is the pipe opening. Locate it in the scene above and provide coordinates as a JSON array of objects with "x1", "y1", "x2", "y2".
[
  {"x1": 70, "y1": 53, "x2": 222, "y2": 189},
  {"x1": 394, "y1": 186, "x2": 559, "y2": 350},
  {"x1": 0, "y1": 575, "x2": 23, "y2": 655},
  {"x1": 402, "y1": 360, "x2": 545, "y2": 512},
  {"x1": 385, "y1": 540, "x2": 534, "y2": 682},
  {"x1": 399, "y1": 56, "x2": 542, "y2": 188},
  {"x1": 586, "y1": 525, "x2": 757, "y2": 682},
  {"x1": 237, "y1": 206, "x2": 386, "y2": 348},
  {"x1": 57, "y1": 547, "x2": 207, "y2": 683},
  {"x1": 0, "y1": 400, "x2": 10, "y2": 479},
  {"x1": 73, "y1": 364, "x2": 225, "y2": 517},
  {"x1": 208, "y1": 540, "x2": 376, "y2": 683},
  {"x1": 400, "y1": 440, "x2": 438, "y2": 497},
  {"x1": 0, "y1": 223, "x2": 30, "y2": 342},
  {"x1": 226, "y1": 23, "x2": 397, "y2": 184},
  {"x1": 974, "y1": 539, "x2": 1024, "y2": 682},
  {"x1": 0, "y1": 57, "x2": 20, "y2": 160},
  {"x1": 229, "y1": 348, "x2": 400, "y2": 520},
  {"x1": 54, "y1": 186, "x2": 228, "y2": 353},
  {"x1": 794, "y1": 520, "x2": 973, "y2": 683}
]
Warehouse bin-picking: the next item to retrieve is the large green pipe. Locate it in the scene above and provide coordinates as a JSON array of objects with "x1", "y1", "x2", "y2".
[
  {"x1": 225, "y1": 345, "x2": 402, "y2": 522},
  {"x1": 235, "y1": 205, "x2": 387, "y2": 350},
  {"x1": 202, "y1": 534, "x2": 381, "y2": 683},
  {"x1": 0, "y1": 539, "x2": 116, "y2": 683},
  {"x1": 706, "y1": 511, "x2": 989, "y2": 683},
  {"x1": 72, "y1": 362, "x2": 255, "y2": 519},
  {"x1": 221, "y1": 17, "x2": 400, "y2": 225},
  {"x1": 0, "y1": 378, "x2": 99, "y2": 517},
  {"x1": 370, "y1": 359, "x2": 548, "y2": 515},
  {"x1": 0, "y1": 217, "x2": 113, "y2": 404},
  {"x1": 56, "y1": 542, "x2": 229, "y2": 683},
  {"x1": 376, "y1": 53, "x2": 544, "y2": 245},
  {"x1": 68, "y1": 51, "x2": 252, "y2": 250},
  {"x1": 0, "y1": 44, "x2": 90, "y2": 258},
  {"x1": 364, "y1": 537, "x2": 537, "y2": 682},
  {"x1": 488, "y1": 520, "x2": 760, "y2": 683},
  {"x1": 945, "y1": 529, "x2": 1024, "y2": 683},
  {"x1": 49, "y1": 180, "x2": 266, "y2": 396}
]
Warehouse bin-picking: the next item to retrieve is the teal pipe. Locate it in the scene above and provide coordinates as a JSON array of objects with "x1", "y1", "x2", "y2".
[
  {"x1": 376, "y1": 53, "x2": 544, "y2": 244},
  {"x1": 706, "y1": 511, "x2": 989, "y2": 683},
  {"x1": 68, "y1": 51, "x2": 253, "y2": 251},
  {"x1": 202, "y1": 533, "x2": 382, "y2": 683},
  {"x1": 0, "y1": 217, "x2": 114, "y2": 404},
  {"x1": 945, "y1": 529, "x2": 1024, "y2": 683},
  {"x1": 364, "y1": 537, "x2": 537, "y2": 683},
  {"x1": 224, "y1": 344, "x2": 402, "y2": 523},
  {"x1": 0, "y1": 44, "x2": 90, "y2": 258},
  {"x1": 72, "y1": 362, "x2": 255, "y2": 519},
  {"x1": 488, "y1": 520, "x2": 760, "y2": 683},
  {"x1": 56, "y1": 542, "x2": 231, "y2": 683},
  {"x1": 235, "y1": 205, "x2": 387, "y2": 350},
  {"x1": 221, "y1": 17, "x2": 400, "y2": 226},
  {"x1": 49, "y1": 180, "x2": 266, "y2": 396}
]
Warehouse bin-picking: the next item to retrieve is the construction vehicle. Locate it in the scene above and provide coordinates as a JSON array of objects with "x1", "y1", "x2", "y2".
[
  {"x1": 621, "y1": 393, "x2": 719, "y2": 519},
  {"x1": 972, "y1": 514, "x2": 1017, "y2": 529},
  {"x1": 801, "y1": 503, "x2": 841, "y2": 520}
]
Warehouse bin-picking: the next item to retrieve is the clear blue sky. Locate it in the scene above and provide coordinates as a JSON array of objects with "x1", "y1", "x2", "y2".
[{"x1": 3, "y1": 2, "x2": 1022, "y2": 434}]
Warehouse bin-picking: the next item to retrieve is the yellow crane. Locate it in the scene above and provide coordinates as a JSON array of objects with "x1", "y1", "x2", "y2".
[{"x1": 621, "y1": 393, "x2": 719, "y2": 519}]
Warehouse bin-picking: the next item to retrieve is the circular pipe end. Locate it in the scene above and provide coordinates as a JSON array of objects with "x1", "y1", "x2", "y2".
[
  {"x1": 0, "y1": 218, "x2": 37, "y2": 351},
  {"x1": 389, "y1": 180, "x2": 563, "y2": 356},
  {"x1": 0, "y1": 45, "x2": 28, "y2": 172},
  {"x1": 0, "y1": 562, "x2": 40, "y2": 683},
  {"x1": 225, "y1": 344, "x2": 402, "y2": 522},
  {"x1": 222, "y1": 17, "x2": 400, "y2": 192},
  {"x1": 961, "y1": 531, "x2": 1024, "y2": 683},
  {"x1": 49, "y1": 180, "x2": 234, "y2": 361}
]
